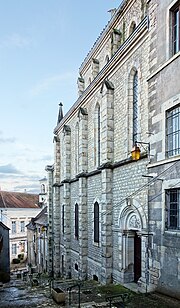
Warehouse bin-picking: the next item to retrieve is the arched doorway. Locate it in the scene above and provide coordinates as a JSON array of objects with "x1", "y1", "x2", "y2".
[
  {"x1": 134, "y1": 232, "x2": 141, "y2": 282},
  {"x1": 119, "y1": 204, "x2": 145, "y2": 284}
]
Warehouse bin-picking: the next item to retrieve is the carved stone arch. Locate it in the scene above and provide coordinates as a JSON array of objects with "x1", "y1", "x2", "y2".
[{"x1": 118, "y1": 199, "x2": 147, "y2": 231}]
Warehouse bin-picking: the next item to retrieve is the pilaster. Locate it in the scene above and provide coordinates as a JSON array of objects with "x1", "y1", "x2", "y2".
[
  {"x1": 78, "y1": 107, "x2": 88, "y2": 173},
  {"x1": 101, "y1": 168, "x2": 113, "y2": 283},
  {"x1": 100, "y1": 79, "x2": 114, "y2": 164}
]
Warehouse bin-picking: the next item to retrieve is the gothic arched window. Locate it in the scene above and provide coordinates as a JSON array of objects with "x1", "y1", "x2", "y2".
[
  {"x1": 133, "y1": 71, "x2": 138, "y2": 144},
  {"x1": 94, "y1": 202, "x2": 99, "y2": 243},
  {"x1": 75, "y1": 203, "x2": 79, "y2": 240}
]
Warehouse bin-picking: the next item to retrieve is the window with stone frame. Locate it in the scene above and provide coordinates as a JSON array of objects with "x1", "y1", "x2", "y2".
[
  {"x1": 12, "y1": 221, "x2": 16, "y2": 234},
  {"x1": 171, "y1": 1, "x2": 180, "y2": 55},
  {"x1": 133, "y1": 71, "x2": 139, "y2": 145},
  {"x1": 165, "y1": 188, "x2": 180, "y2": 230},
  {"x1": 166, "y1": 105, "x2": 180, "y2": 157},
  {"x1": 75, "y1": 203, "x2": 79, "y2": 240},
  {"x1": 12, "y1": 243, "x2": 17, "y2": 255},
  {"x1": 94, "y1": 202, "x2": 99, "y2": 243}
]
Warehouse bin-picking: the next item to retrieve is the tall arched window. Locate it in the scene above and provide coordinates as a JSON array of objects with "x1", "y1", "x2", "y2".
[
  {"x1": 75, "y1": 122, "x2": 79, "y2": 174},
  {"x1": 75, "y1": 203, "x2": 79, "y2": 240},
  {"x1": 94, "y1": 202, "x2": 99, "y2": 243},
  {"x1": 94, "y1": 103, "x2": 101, "y2": 167},
  {"x1": 62, "y1": 205, "x2": 65, "y2": 234},
  {"x1": 133, "y1": 71, "x2": 138, "y2": 144}
]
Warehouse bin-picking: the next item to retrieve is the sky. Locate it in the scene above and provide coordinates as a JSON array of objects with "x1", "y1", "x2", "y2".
[{"x1": 0, "y1": 0, "x2": 121, "y2": 194}]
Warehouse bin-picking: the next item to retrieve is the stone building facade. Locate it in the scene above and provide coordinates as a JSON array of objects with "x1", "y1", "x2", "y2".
[
  {"x1": 47, "y1": 0, "x2": 180, "y2": 297},
  {"x1": 147, "y1": 0, "x2": 180, "y2": 299},
  {"x1": 47, "y1": 0, "x2": 153, "y2": 293}
]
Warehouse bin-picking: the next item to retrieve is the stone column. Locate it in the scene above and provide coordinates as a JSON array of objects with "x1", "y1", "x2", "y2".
[
  {"x1": 78, "y1": 107, "x2": 88, "y2": 173},
  {"x1": 78, "y1": 176, "x2": 88, "y2": 279},
  {"x1": 62, "y1": 125, "x2": 71, "y2": 278},
  {"x1": 45, "y1": 165, "x2": 54, "y2": 276},
  {"x1": 77, "y1": 107, "x2": 88, "y2": 279},
  {"x1": 52, "y1": 136, "x2": 61, "y2": 277},
  {"x1": 100, "y1": 79, "x2": 114, "y2": 164},
  {"x1": 101, "y1": 168, "x2": 113, "y2": 284},
  {"x1": 111, "y1": 29, "x2": 121, "y2": 56},
  {"x1": 77, "y1": 76, "x2": 85, "y2": 97},
  {"x1": 92, "y1": 58, "x2": 99, "y2": 79}
]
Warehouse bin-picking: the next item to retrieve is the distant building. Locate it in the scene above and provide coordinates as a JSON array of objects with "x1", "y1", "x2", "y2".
[
  {"x1": 0, "y1": 221, "x2": 10, "y2": 282},
  {"x1": 0, "y1": 191, "x2": 41, "y2": 265},
  {"x1": 26, "y1": 177, "x2": 48, "y2": 273}
]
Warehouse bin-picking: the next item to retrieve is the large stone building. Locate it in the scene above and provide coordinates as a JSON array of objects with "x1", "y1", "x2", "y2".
[
  {"x1": 47, "y1": 0, "x2": 180, "y2": 298},
  {"x1": 147, "y1": 0, "x2": 180, "y2": 298}
]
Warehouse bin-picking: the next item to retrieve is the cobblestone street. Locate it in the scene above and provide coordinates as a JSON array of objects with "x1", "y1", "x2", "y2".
[{"x1": 1, "y1": 274, "x2": 180, "y2": 308}]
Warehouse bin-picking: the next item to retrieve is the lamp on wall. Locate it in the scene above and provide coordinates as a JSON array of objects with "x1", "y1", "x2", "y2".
[{"x1": 131, "y1": 141, "x2": 150, "y2": 161}]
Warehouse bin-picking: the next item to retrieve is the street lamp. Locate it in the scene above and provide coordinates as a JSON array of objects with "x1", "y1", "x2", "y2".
[{"x1": 131, "y1": 141, "x2": 150, "y2": 161}]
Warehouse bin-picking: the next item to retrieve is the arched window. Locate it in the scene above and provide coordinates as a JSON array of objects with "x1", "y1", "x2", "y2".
[
  {"x1": 133, "y1": 71, "x2": 138, "y2": 144},
  {"x1": 41, "y1": 184, "x2": 45, "y2": 193},
  {"x1": 75, "y1": 122, "x2": 79, "y2": 174},
  {"x1": 94, "y1": 103, "x2": 101, "y2": 167},
  {"x1": 75, "y1": 203, "x2": 79, "y2": 240},
  {"x1": 62, "y1": 205, "x2": 65, "y2": 234},
  {"x1": 94, "y1": 202, "x2": 99, "y2": 243}
]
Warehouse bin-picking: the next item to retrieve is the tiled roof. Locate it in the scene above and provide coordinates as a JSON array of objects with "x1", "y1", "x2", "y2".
[{"x1": 0, "y1": 191, "x2": 39, "y2": 209}]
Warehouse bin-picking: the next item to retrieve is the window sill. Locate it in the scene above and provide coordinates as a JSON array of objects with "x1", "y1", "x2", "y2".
[
  {"x1": 147, "y1": 51, "x2": 180, "y2": 81},
  {"x1": 147, "y1": 154, "x2": 180, "y2": 168},
  {"x1": 93, "y1": 242, "x2": 100, "y2": 247},
  {"x1": 164, "y1": 230, "x2": 180, "y2": 237}
]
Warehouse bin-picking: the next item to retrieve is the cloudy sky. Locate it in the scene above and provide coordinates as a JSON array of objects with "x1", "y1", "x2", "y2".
[{"x1": 0, "y1": 0, "x2": 121, "y2": 193}]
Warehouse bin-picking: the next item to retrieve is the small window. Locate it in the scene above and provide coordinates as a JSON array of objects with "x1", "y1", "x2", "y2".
[
  {"x1": 41, "y1": 184, "x2": 45, "y2": 193},
  {"x1": 166, "y1": 105, "x2": 180, "y2": 157},
  {"x1": 12, "y1": 243, "x2": 17, "y2": 255},
  {"x1": 94, "y1": 202, "x2": 99, "y2": 243},
  {"x1": 12, "y1": 221, "x2": 16, "y2": 234},
  {"x1": 171, "y1": 2, "x2": 180, "y2": 55},
  {"x1": 20, "y1": 221, "x2": 25, "y2": 233},
  {"x1": 165, "y1": 189, "x2": 180, "y2": 230},
  {"x1": 75, "y1": 263, "x2": 78, "y2": 271},
  {"x1": 75, "y1": 203, "x2": 79, "y2": 240}
]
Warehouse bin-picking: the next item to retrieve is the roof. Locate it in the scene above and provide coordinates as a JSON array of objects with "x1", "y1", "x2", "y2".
[
  {"x1": 0, "y1": 221, "x2": 10, "y2": 230},
  {"x1": 26, "y1": 206, "x2": 47, "y2": 230},
  {"x1": 0, "y1": 191, "x2": 39, "y2": 209}
]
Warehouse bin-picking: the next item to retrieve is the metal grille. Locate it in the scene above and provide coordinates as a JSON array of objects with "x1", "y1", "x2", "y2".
[
  {"x1": 166, "y1": 105, "x2": 180, "y2": 157},
  {"x1": 166, "y1": 189, "x2": 180, "y2": 230},
  {"x1": 133, "y1": 71, "x2": 138, "y2": 144}
]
